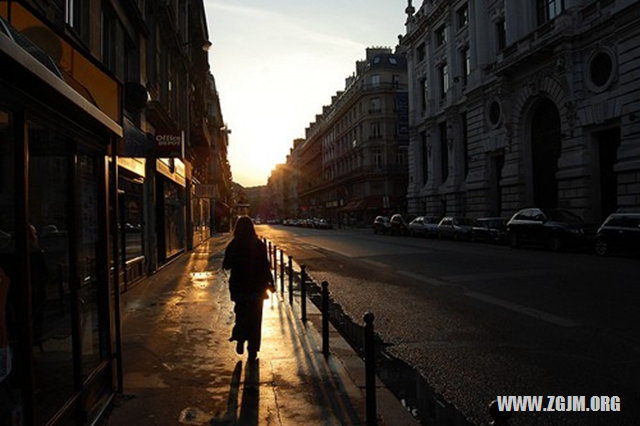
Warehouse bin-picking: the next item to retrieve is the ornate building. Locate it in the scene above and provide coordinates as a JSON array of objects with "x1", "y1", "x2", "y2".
[
  {"x1": 402, "y1": 0, "x2": 640, "y2": 222},
  {"x1": 297, "y1": 47, "x2": 409, "y2": 226}
]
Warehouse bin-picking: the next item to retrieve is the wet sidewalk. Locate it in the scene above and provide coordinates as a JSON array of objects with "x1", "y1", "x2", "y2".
[{"x1": 101, "y1": 235, "x2": 416, "y2": 425}]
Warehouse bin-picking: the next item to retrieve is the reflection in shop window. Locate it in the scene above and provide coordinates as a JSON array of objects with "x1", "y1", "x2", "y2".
[
  {"x1": 78, "y1": 150, "x2": 104, "y2": 378},
  {"x1": 27, "y1": 122, "x2": 75, "y2": 424},
  {"x1": 119, "y1": 174, "x2": 144, "y2": 261},
  {"x1": 0, "y1": 109, "x2": 22, "y2": 425},
  {"x1": 164, "y1": 179, "x2": 185, "y2": 258}
]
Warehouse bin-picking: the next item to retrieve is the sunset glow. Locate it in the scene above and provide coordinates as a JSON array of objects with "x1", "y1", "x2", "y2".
[{"x1": 205, "y1": 0, "x2": 406, "y2": 187}]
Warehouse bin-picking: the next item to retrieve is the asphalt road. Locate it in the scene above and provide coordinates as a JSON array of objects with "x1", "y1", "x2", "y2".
[{"x1": 255, "y1": 224, "x2": 640, "y2": 426}]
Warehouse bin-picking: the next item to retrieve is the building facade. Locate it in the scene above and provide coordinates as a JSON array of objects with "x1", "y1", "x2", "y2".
[
  {"x1": 202, "y1": 73, "x2": 233, "y2": 233},
  {"x1": 402, "y1": 0, "x2": 640, "y2": 222},
  {"x1": 297, "y1": 47, "x2": 409, "y2": 226},
  {"x1": 265, "y1": 138, "x2": 302, "y2": 221},
  {"x1": 0, "y1": 1, "x2": 228, "y2": 424}
]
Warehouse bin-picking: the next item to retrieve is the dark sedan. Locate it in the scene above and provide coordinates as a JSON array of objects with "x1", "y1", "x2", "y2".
[
  {"x1": 471, "y1": 217, "x2": 507, "y2": 244},
  {"x1": 409, "y1": 216, "x2": 440, "y2": 237},
  {"x1": 594, "y1": 213, "x2": 640, "y2": 256},
  {"x1": 506, "y1": 208, "x2": 587, "y2": 251},
  {"x1": 437, "y1": 216, "x2": 475, "y2": 241}
]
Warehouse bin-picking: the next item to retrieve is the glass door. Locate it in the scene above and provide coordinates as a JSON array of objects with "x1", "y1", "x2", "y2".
[
  {"x1": 27, "y1": 122, "x2": 76, "y2": 425},
  {"x1": 76, "y1": 148, "x2": 107, "y2": 378}
]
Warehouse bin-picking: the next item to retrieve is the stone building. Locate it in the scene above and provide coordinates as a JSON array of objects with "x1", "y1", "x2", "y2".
[
  {"x1": 0, "y1": 1, "x2": 227, "y2": 423},
  {"x1": 298, "y1": 47, "x2": 409, "y2": 226},
  {"x1": 266, "y1": 138, "x2": 302, "y2": 221},
  {"x1": 204, "y1": 73, "x2": 233, "y2": 232},
  {"x1": 402, "y1": 0, "x2": 640, "y2": 222}
]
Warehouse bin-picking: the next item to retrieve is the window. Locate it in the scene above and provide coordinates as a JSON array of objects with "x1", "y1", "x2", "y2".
[
  {"x1": 421, "y1": 131, "x2": 428, "y2": 184},
  {"x1": 590, "y1": 52, "x2": 613, "y2": 87},
  {"x1": 389, "y1": 57, "x2": 397, "y2": 65},
  {"x1": 489, "y1": 101, "x2": 502, "y2": 126},
  {"x1": 457, "y1": 3, "x2": 469, "y2": 29},
  {"x1": 439, "y1": 64, "x2": 449, "y2": 100},
  {"x1": 102, "y1": 3, "x2": 124, "y2": 79},
  {"x1": 461, "y1": 113, "x2": 469, "y2": 177},
  {"x1": 397, "y1": 149, "x2": 407, "y2": 166},
  {"x1": 496, "y1": 19, "x2": 506, "y2": 51},
  {"x1": 439, "y1": 122, "x2": 449, "y2": 182},
  {"x1": 373, "y1": 150, "x2": 382, "y2": 168},
  {"x1": 370, "y1": 122, "x2": 381, "y2": 138},
  {"x1": 370, "y1": 97, "x2": 381, "y2": 113},
  {"x1": 125, "y1": 37, "x2": 139, "y2": 82},
  {"x1": 417, "y1": 43, "x2": 426, "y2": 61},
  {"x1": 65, "y1": 0, "x2": 89, "y2": 43},
  {"x1": 371, "y1": 74, "x2": 380, "y2": 87},
  {"x1": 460, "y1": 47, "x2": 470, "y2": 85},
  {"x1": 420, "y1": 78, "x2": 427, "y2": 111},
  {"x1": 537, "y1": 0, "x2": 564, "y2": 25},
  {"x1": 147, "y1": 18, "x2": 158, "y2": 85},
  {"x1": 435, "y1": 25, "x2": 447, "y2": 46}
]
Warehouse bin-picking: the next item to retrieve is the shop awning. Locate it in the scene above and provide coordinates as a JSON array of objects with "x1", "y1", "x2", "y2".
[{"x1": 0, "y1": 18, "x2": 122, "y2": 137}]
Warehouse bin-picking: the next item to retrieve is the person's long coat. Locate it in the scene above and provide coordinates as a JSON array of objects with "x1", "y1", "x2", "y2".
[{"x1": 222, "y1": 237, "x2": 272, "y2": 351}]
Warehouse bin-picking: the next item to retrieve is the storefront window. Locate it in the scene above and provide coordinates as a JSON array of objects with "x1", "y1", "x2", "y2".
[
  {"x1": 28, "y1": 122, "x2": 75, "y2": 424},
  {"x1": 163, "y1": 179, "x2": 185, "y2": 259},
  {"x1": 77, "y1": 149, "x2": 104, "y2": 377},
  {"x1": 0, "y1": 109, "x2": 23, "y2": 425},
  {"x1": 118, "y1": 173, "x2": 144, "y2": 261}
]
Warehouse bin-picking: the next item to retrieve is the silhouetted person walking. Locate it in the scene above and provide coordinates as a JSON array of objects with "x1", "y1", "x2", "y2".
[{"x1": 223, "y1": 216, "x2": 274, "y2": 360}]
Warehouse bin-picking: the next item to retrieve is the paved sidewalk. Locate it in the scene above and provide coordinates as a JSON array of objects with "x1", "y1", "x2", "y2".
[{"x1": 101, "y1": 235, "x2": 417, "y2": 425}]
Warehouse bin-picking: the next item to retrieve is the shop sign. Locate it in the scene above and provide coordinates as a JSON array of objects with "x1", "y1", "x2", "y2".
[{"x1": 155, "y1": 131, "x2": 184, "y2": 158}]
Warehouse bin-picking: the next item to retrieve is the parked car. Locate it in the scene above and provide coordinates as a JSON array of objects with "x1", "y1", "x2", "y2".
[
  {"x1": 313, "y1": 218, "x2": 332, "y2": 229},
  {"x1": 389, "y1": 214, "x2": 410, "y2": 236},
  {"x1": 408, "y1": 216, "x2": 440, "y2": 237},
  {"x1": 506, "y1": 207, "x2": 587, "y2": 251},
  {"x1": 471, "y1": 217, "x2": 507, "y2": 244},
  {"x1": 437, "y1": 216, "x2": 475, "y2": 241},
  {"x1": 373, "y1": 216, "x2": 391, "y2": 234},
  {"x1": 594, "y1": 212, "x2": 640, "y2": 256}
]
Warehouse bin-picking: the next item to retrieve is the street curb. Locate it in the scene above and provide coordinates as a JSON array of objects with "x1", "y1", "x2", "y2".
[{"x1": 283, "y1": 289, "x2": 420, "y2": 426}]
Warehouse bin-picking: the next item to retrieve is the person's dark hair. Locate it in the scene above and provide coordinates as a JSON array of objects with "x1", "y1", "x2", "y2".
[{"x1": 233, "y1": 216, "x2": 257, "y2": 245}]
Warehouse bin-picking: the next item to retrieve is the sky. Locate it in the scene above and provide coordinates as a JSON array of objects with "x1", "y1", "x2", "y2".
[{"x1": 204, "y1": 1, "x2": 408, "y2": 187}]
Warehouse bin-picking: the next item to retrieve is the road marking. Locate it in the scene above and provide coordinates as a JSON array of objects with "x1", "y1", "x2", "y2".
[
  {"x1": 465, "y1": 291, "x2": 581, "y2": 327},
  {"x1": 397, "y1": 270, "x2": 450, "y2": 287},
  {"x1": 360, "y1": 259, "x2": 391, "y2": 268},
  {"x1": 442, "y1": 269, "x2": 550, "y2": 283}
]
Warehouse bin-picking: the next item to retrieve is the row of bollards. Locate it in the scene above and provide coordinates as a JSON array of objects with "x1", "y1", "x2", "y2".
[
  {"x1": 263, "y1": 237, "x2": 378, "y2": 426},
  {"x1": 265, "y1": 238, "x2": 510, "y2": 426}
]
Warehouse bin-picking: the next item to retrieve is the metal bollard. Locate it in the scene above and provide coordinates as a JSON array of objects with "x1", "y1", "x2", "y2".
[
  {"x1": 322, "y1": 281, "x2": 329, "y2": 358},
  {"x1": 273, "y1": 245, "x2": 278, "y2": 284},
  {"x1": 268, "y1": 241, "x2": 272, "y2": 268},
  {"x1": 280, "y1": 249, "x2": 285, "y2": 294},
  {"x1": 288, "y1": 256, "x2": 293, "y2": 305},
  {"x1": 300, "y1": 264, "x2": 307, "y2": 323},
  {"x1": 364, "y1": 312, "x2": 376, "y2": 426}
]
